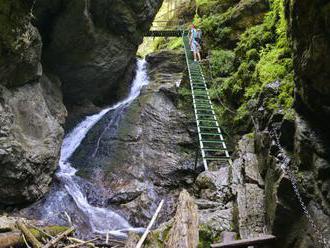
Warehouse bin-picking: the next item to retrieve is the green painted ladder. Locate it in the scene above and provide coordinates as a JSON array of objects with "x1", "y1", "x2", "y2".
[{"x1": 182, "y1": 33, "x2": 232, "y2": 171}]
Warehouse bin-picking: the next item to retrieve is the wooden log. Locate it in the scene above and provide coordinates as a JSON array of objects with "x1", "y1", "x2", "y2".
[
  {"x1": 67, "y1": 237, "x2": 95, "y2": 248},
  {"x1": 0, "y1": 226, "x2": 70, "y2": 248},
  {"x1": 42, "y1": 227, "x2": 75, "y2": 248},
  {"x1": 135, "y1": 199, "x2": 164, "y2": 248},
  {"x1": 211, "y1": 235, "x2": 276, "y2": 248},
  {"x1": 16, "y1": 220, "x2": 42, "y2": 248},
  {"x1": 165, "y1": 190, "x2": 199, "y2": 248},
  {"x1": 64, "y1": 238, "x2": 98, "y2": 248}
]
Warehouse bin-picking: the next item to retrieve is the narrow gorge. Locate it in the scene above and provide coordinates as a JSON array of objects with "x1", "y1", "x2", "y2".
[{"x1": 0, "y1": 0, "x2": 329, "y2": 248}]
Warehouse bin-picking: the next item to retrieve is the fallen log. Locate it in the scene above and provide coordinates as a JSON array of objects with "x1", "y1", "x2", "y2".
[
  {"x1": 67, "y1": 237, "x2": 95, "y2": 248},
  {"x1": 16, "y1": 220, "x2": 42, "y2": 248},
  {"x1": 0, "y1": 226, "x2": 70, "y2": 248},
  {"x1": 42, "y1": 227, "x2": 75, "y2": 248},
  {"x1": 64, "y1": 238, "x2": 98, "y2": 248}
]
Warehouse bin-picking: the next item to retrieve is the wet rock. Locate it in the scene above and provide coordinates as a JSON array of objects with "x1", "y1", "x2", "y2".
[
  {"x1": 165, "y1": 190, "x2": 199, "y2": 248},
  {"x1": 232, "y1": 135, "x2": 264, "y2": 187},
  {"x1": 237, "y1": 184, "x2": 265, "y2": 238},
  {"x1": 71, "y1": 51, "x2": 196, "y2": 227},
  {"x1": 0, "y1": 75, "x2": 66, "y2": 205},
  {"x1": 124, "y1": 232, "x2": 140, "y2": 248},
  {"x1": 195, "y1": 199, "x2": 224, "y2": 210},
  {"x1": 199, "y1": 203, "x2": 234, "y2": 236},
  {"x1": 34, "y1": 0, "x2": 163, "y2": 107},
  {"x1": 232, "y1": 135, "x2": 266, "y2": 239},
  {"x1": 195, "y1": 168, "x2": 233, "y2": 203},
  {"x1": 287, "y1": 0, "x2": 330, "y2": 130},
  {"x1": 0, "y1": 216, "x2": 17, "y2": 232},
  {"x1": 0, "y1": 1, "x2": 42, "y2": 88}
]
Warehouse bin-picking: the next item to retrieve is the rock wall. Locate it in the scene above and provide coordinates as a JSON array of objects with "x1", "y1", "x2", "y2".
[
  {"x1": 0, "y1": 1, "x2": 66, "y2": 206},
  {"x1": 70, "y1": 51, "x2": 198, "y2": 227},
  {"x1": 34, "y1": 0, "x2": 163, "y2": 107},
  {"x1": 0, "y1": 0, "x2": 163, "y2": 207},
  {"x1": 288, "y1": 0, "x2": 330, "y2": 131},
  {"x1": 162, "y1": 0, "x2": 329, "y2": 247}
]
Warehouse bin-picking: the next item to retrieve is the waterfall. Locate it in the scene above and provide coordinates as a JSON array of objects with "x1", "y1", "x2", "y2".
[{"x1": 52, "y1": 59, "x2": 149, "y2": 236}]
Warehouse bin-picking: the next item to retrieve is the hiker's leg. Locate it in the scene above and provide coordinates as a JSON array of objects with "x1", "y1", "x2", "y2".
[
  {"x1": 197, "y1": 52, "x2": 201, "y2": 61},
  {"x1": 193, "y1": 52, "x2": 197, "y2": 61}
]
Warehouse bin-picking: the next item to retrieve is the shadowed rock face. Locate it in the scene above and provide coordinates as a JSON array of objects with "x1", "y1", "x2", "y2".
[
  {"x1": 0, "y1": 0, "x2": 162, "y2": 206},
  {"x1": 34, "y1": 0, "x2": 163, "y2": 107},
  {"x1": 70, "y1": 51, "x2": 198, "y2": 227},
  {"x1": 288, "y1": 0, "x2": 330, "y2": 134}
]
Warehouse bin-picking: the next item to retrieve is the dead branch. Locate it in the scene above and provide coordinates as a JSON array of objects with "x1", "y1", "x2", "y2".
[
  {"x1": 16, "y1": 220, "x2": 43, "y2": 248},
  {"x1": 42, "y1": 227, "x2": 75, "y2": 248}
]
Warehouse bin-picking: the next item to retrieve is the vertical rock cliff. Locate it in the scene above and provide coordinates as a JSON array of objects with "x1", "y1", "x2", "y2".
[{"x1": 0, "y1": 0, "x2": 163, "y2": 207}]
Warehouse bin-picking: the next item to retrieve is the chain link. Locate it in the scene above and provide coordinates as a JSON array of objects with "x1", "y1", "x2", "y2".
[{"x1": 270, "y1": 129, "x2": 329, "y2": 247}]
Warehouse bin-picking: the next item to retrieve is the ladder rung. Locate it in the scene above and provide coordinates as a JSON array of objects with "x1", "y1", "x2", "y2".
[
  {"x1": 201, "y1": 133, "x2": 222, "y2": 136},
  {"x1": 202, "y1": 140, "x2": 225, "y2": 144},
  {"x1": 204, "y1": 157, "x2": 230, "y2": 161},
  {"x1": 197, "y1": 120, "x2": 217, "y2": 123},
  {"x1": 197, "y1": 114, "x2": 215, "y2": 117},
  {"x1": 197, "y1": 118, "x2": 216, "y2": 122},
  {"x1": 199, "y1": 126, "x2": 218, "y2": 129},
  {"x1": 196, "y1": 109, "x2": 213, "y2": 112},
  {"x1": 194, "y1": 92, "x2": 208, "y2": 95},
  {"x1": 203, "y1": 148, "x2": 227, "y2": 152},
  {"x1": 194, "y1": 94, "x2": 209, "y2": 97},
  {"x1": 195, "y1": 105, "x2": 212, "y2": 109}
]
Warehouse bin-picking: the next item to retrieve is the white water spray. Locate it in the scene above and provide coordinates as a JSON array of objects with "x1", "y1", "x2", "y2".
[{"x1": 56, "y1": 59, "x2": 149, "y2": 236}]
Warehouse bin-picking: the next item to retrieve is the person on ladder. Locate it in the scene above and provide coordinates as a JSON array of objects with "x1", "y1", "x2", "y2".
[{"x1": 189, "y1": 24, "x2": 202, "y2": 62}]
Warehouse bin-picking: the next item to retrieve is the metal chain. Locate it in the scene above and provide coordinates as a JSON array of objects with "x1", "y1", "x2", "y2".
[{"x1": 270, "y1": 128, "x2": 329, "y2": 247}]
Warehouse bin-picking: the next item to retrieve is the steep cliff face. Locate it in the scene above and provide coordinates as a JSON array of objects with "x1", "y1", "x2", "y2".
[
  {"x1": 0, "y1": 1, "x2": 66, "y2": 206},
  {"x1": 34, "y1": 0, "x2": 163, "y2": 107},
  {"x1": 69, "y1": 51, "x2": 198, "y2": 227},
  {"x1": 288, "y1": 0, "x2": 330, "y2": 129},
  {"x1": 0, "y1": 0, "x2": 162, "y2": 207},
  {"x1": 180, "y1": 0, "x2": 330, "y2": 247}
]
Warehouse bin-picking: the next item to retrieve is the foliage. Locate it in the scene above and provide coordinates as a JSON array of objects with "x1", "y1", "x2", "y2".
[
  {"x1": 210, "y1": 49, "x2": 235, "y2": 77},
  {"x1": 202, "y1": 0, "x2": 294, "y2": 133}
]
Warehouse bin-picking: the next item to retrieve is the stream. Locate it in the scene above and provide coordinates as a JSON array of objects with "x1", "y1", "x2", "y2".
[{"x1": 22, "y1": 59, "x2": 149, "y2": 237}]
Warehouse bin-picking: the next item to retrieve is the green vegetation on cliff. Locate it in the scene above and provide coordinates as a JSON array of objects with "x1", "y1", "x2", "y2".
[{"x1": 197, "y1": 0, "x2": 294, "y2": 133}]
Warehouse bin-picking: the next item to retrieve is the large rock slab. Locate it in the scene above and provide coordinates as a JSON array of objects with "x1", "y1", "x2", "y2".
[
  {"x1": 288, "y1": 0, "x2": 330, "y2": 126},
  {"x1": 166, "y1": 190, "x2": 199, "y2": 248},
  {"x1": 0, "y1": 0, "x2": 42, "y2": 88},
  {"x1": 0, "y1": 76, "x2": 66, "y2": 205},
  {"x1": 34, "y1": 0, "x2": 163, "y2": 107},
  {"x1": 70, "y1": 51, "x2": 197, "y2": 227},
  {"x1": 232, "y1": 135, "x2": 266, "y2": 239}
]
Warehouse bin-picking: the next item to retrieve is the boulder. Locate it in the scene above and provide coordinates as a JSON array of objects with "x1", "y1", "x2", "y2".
[
  {"x1": 165, "y1": 190, "x2": 199, "y2": 248},
  {"x1": 0, "y1": 75, "x2": 66, "y2": 205}
]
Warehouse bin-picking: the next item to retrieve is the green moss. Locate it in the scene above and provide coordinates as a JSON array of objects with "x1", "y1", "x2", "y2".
[
  {"x1": 210, "y1": 49, "x2": 235, "y2": 77},
  {"x1": 201, "y1": 0, "x2": 294, "y2": 134},
  {"x1": 198, "y1": 224, "x2": 213, "y2": 248}
]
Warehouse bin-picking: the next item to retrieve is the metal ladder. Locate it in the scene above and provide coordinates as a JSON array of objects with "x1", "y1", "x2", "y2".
[{"x1": 182, "y1": 34, "x2": 231, "y2": 171}]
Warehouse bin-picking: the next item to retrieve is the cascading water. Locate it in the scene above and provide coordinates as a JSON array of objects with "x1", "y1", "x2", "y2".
[{"x1": 27, "y1": 59, "x2": 149, "y2": 237}]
